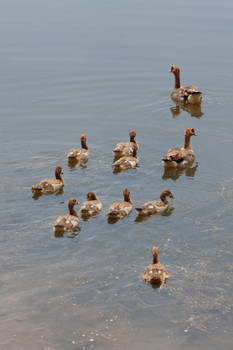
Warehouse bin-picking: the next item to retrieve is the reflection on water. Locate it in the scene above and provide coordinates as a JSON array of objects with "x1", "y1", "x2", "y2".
[
  {"x1": 1, "y1": 0, "x2": 233, "y2": 349},
  {"x1": 146, "y1": 280, "x2": 167, "y2": 290},
  {"x1": 81, "y1": 213, "x2": 100, "y2": 221},
  {"x1": 162, "y1": 162, "x2": 198, "y2": 181},
  {"x1": 32, "y1": 188, "x2": 64, "y2": 200},
  {"x1": 107, "y1": 216, "x2": 123, "y2": 224},
  {"x1": 54, "y1": 229, "x2": 80, "y2": 239},
  {"x1": 112, "y1": 166, "x2": 138, "y2": 174},
  {"x1": 135, "y1": 207, "x2": 174, "y2": 222},
  {"x1": 170, "y1": 101, "x2": 203, "y2": 118},
  {"x1": 68, "y1": 159, "x2": 88, "y2": 169}
]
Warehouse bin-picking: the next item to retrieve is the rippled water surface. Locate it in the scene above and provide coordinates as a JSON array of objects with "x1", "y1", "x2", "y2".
[{"x1": 1, "y1": 0, "x2": 233, "y2": 349}]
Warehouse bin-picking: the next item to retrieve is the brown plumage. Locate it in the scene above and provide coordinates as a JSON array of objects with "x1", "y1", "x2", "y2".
[
  {"x1": 80, "y1": 192, "x2": 103, "y2": 217},
  {"x1": 31, "y1": 166, "x2": 64, "y2": 195},
  {"x1": 113, "y1": 130, "x2": 139, "y2": 159},
  {"x1": 67, "y1": 134, "x2": 89, "y2": 165},
  {"x1": 53, "y1": 198, "x2": 79, "y2": 234},
  {"x1": 112, "y1": 146, "x2": 138, "y2": 172},
  {"x1": 170, "y1": 66, "x2": 202, "y2": 105},
  {"x1": 142, "y1": 246, "x2": 170, "y2": 287},
  {"x1": 136, "y1": 189, "x2": 173, "y2": 217},
  {"x1": 106, "y1": 188, "x2": 133, "y2": 220},
  {"x1": 162, "y1": 128, "x2": 197, "y2": 167}
]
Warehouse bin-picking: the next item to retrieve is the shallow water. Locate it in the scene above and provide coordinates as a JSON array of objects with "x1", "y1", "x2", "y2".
[{"x1": 1, "y1": 0, "x2": 233, "y2": 349}]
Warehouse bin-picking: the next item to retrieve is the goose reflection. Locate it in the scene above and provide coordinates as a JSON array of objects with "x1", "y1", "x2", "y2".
[
  {"x1": 54, "y1": 230, "x2": 80, "y2": 238},
  {"x1": 162, "y1": 162, "x2": 198, "y2": 181},
  {"x1": 170, "y1": 101, "x2": 203, "y2": 118},
  {"x1": 68, "y1": 159, "x2": 88, "y2": 169}
]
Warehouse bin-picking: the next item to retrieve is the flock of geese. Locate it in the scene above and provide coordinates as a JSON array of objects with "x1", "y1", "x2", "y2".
[{"x1": 31, "y1": 66, "x2": 202, "y2": 287}]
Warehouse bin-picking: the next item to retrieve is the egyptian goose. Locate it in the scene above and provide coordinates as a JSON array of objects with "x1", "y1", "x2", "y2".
[
  {"x1": 170, "y1": 66, "x2": 202, "y2": 104},
  {"x1": 162, "y1": 128, "x2": 197, "y2": 167}
]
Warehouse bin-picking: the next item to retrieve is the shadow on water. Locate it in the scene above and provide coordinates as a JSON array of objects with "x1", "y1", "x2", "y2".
[
  {"x1": 162, "y1": 162, "x2": 198, "y2": 181},
  {"x1": 170, "y1": 100, "x2": 203, "y2": 118}
]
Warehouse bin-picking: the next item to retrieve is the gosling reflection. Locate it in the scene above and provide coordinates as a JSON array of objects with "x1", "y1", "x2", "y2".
[
  {"x1": 107, "y1": 216, "x2": 121, "y2": 224},
  {"x1": 32, "y1": 188, "x2": 64, "y2": 200},
  {"x1": 54, "y1": 230, "x2": 80, "y2": 238},
  {"x1": 170, "y1": 101, "x2": 203, "y2": 118},
  {"x1": 162, "y1": 162, "x2": 198, "y2": 181},
  {"x1": 135, "y1": 207, "x2": 174, "y2": 223},
  {"x1": 68, "y1": 159, "x2": 87, "y2": 169}
]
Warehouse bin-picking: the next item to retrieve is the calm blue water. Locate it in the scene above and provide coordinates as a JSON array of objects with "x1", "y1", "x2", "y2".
[{"x1": 1, "y1": 1, "x2": 233, "y2": 349}]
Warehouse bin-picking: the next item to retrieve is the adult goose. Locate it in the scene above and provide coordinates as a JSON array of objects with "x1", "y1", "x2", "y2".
[
  {"x1": 162, "y1": 128, "x2": 197, "y2": 168},
  {"x1": 170, "y1": 65, "x2": 202, "y2": 105}
]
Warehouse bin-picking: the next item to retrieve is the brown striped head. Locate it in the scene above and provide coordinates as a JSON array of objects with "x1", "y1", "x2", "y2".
[{"x1": 86, "y1": 192, "x2": 97, "y2": 201}]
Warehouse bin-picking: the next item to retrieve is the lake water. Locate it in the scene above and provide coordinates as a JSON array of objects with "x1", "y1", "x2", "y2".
[{"x1": 1, "y1": 0, "x2": 233, "y2": 349}]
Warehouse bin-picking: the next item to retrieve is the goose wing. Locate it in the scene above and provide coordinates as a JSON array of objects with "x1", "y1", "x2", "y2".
[
  {"x1": 54, "y1": 215, "x2": 78, "y2": 231},
  {"x1": 81, "y1": 200, "x2": 102, "y2": 214},
  {"x1": 162, "y1": 147, "x2": 184, "y2": 164}
]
